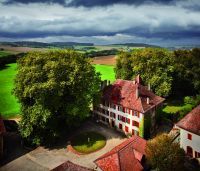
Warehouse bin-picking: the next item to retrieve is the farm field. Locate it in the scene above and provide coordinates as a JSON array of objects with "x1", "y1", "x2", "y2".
[
  {"x1": 91, "y1": 55, "x2": 116, "y2": 65},
  {"x1": 0, "y1": 45, "x2": 48, "y2": 53},
  {"x1": 93, "y1": 64, "x2": 115, "y2": 82},
  {"x1": 0, "y1": 63, "x2": 20, "y2": 119}
]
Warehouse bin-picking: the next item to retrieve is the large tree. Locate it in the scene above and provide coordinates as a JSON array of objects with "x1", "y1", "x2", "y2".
[
  {"x1": 173, "y1": 48, "x2": 200, "y2": 96},
  {"x1": 14, "y1": 50, "x2": 101, "y2": 145},
  {"x1": 115, "y1": 48, "x2": 174, "y2": 97},
  {"x1": 146, "y1": 133, "x2": 185, "y2": 171}
]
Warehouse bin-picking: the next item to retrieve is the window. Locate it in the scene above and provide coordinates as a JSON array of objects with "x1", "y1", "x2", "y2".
[
  {"x1": 125, "y1": 118, "x2": 130, "y2": 124},
  {"x1": 125, "y1": 126, "x2": 129, "y2": 132},
  {"x1": 122, "y1": 107, "x2": 126, "y2": 113},
  {"x1": 133, "y1": 111, "x2": 137, "y2": 116},
  {"x1": 110, "y1": 112, "x2": 116, "y2": 118},
  {"x1": 119, "y1": 123, "x2": 122, "y2": 129},
  {"x1": 132, "y1": 121, "x2": 139, "y2": 127},
  {"x1": 118, "y1": 106, "x2": 123, "y2": 112},
  {"x1": 122, "y1": 116, "x2": 125, "y2": 122},
  {"x1": 105, "y1": 110, "x2": 109, "y2": 116},
  {"x1": 188, "y1": 133, "x2": 192, "y2": 140},
  {"x1": 118, "y1": 115, "x2": 123, "y2": 121},
  {"x1": 187, "y1": 146, "x2": 193, "y2": 157},
  {"x1": 195, "y1": 151, "x2": 200, "y2": 158},
  {"x1": 132, "y1": 129, "x2": 139, "y2": 135}
]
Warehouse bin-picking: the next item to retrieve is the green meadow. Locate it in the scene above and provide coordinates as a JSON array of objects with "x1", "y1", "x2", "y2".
[
  {"x1": 0, "y1": 51, "x2": 13, "y2": 58},
  {"x1": 0, "y1": 63, "x2": 115, "y2": 119},
  {"x1": 93, "y1": 64, "x2": 115, "y2": 82},
  {"x1": 0, "y1": 63, "x2": 20, "y2": 119}
]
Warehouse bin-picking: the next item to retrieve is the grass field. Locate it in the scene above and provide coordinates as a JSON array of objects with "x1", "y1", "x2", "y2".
[
  {"x1": 0, "y1": 51, "x2": 12, "y2": 58},
  {"x1": 71, "y1": 131, "x2": 106, "y2": 154},
  {"x1": 0, "y1": 63, "x2": 20, "y2": 119},
  {"x1": 93, "y1": 64, "x2": 115, "y2": 82},
  {"x1": 0, "y1": 62, "x2": 115, "y2": 119}
]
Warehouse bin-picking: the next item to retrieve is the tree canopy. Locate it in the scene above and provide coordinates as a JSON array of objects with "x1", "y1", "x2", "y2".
[
  {"x1": 146, "y1": 133, "x2": 185, "y2": 171},
  {"x1": 115, "y1": 48, "x2": 174, "y2": 97},
  {"x1": 173, "y1": 48, "x2": 200, "y2": 96},
  {"x1": 14, "y1": 50, "x2": 101, "y2": 145}
]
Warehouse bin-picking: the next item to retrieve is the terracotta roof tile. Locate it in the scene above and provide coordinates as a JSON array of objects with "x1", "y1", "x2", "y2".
[
  {"x1": 102, "y1": 76, "x2": 165, "y2": 113},
  {"x1": 94, "y1": 136, "x2": 146, "y2": 171},
  {"x1": 51, "y1": 161, "x2": 93, "y2": 171},
  {"x1": 176, "y1": 104, "x2": 200, "y2": 136}
]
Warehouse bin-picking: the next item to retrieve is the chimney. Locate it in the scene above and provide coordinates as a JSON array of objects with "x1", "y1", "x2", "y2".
[
  {"x1": 147, "y1": 97, "x2": 150, "y2": 104},
  {"x1": 136, "y1": 84, "x2": 139, "y2": 99},
  {"x1": 148, "y1": 83, "x2": 151, "y2": 91}
]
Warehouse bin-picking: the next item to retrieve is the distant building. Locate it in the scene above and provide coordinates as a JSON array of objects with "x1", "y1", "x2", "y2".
[
  {"x1": 93, "y1": 75, "x2": 164, "y2": 138},
  {"x1": 94, "y1": 135, "x2": 147, "y2": 171},
  {"x1": 176, "y1": 105, "x2": 200, "y2": 158}
]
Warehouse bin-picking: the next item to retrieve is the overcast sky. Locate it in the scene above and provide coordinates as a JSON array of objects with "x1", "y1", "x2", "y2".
[{"x1": 0, "y1": 0, "x2": 200, "y2": 46}]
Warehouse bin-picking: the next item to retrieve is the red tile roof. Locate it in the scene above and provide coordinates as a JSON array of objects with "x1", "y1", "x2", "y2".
[
  {"x1": 94, "y1": 135, "x2": 147, "y2": 171},
  {"x1": 0, "y1": 118, "x2": 6, "y2": 135},
  {"x1": 51, "y1": 161, "x2": 94, "y2": 171},
  {"x1": 102, "y1": 76, "x2": 165, "y2": 113},
  {"x1": 176, "y1": 104, "x2": 200, "y2": 136}
]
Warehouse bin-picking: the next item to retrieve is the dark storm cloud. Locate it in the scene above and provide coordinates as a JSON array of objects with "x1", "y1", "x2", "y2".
[
  {"x1": 3, "y1": 0, "x2": 176, "y2": 7},
  {"x1": 0, "y1": 0, "x2": 200, "y2": 45}
]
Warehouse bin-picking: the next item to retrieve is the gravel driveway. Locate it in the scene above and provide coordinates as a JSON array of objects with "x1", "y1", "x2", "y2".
[{"x1": 1, "y1": 121, "x2": 127, "y2": 171}]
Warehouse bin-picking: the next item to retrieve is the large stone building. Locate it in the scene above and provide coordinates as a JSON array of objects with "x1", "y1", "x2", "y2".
[
  {"x1": 176, "y1": 104, "x2": 200, "y2": 158},
  {"x1": 93, "y1": 75, "x2": 165, "y2": 138}
]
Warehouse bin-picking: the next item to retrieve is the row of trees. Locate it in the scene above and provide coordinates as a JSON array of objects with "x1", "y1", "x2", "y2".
[
  {"x1": 115, "y1": 48, "x2": 200, "y2": 97},
  {"x1": 14, "y1": 50, "x2": 101, "y2": 145}
]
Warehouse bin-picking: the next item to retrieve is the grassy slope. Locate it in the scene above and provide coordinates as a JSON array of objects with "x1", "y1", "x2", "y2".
[
  {"x1": 93, "y1": 64, "x2": 115, "y2": 82},
  {"x1": 0, "y1": 63, "x2": 20, "y2": 119}
]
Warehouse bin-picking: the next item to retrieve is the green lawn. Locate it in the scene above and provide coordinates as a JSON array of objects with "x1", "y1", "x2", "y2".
[
  {"x1": 93, "y1": 64, "x2": 115, "y2": 82},
  {"x1": 0, "y1": 63, "x2": 20, "y2": 119},
  {"x1": 0, "y1": 51, "x2": 12, "y2": 58},
  {"x1": 71, "y1": 132, "x2": 106, "y2": 154},
  {"x1": 162, "y1": 99, "x2": 193, "y2": 114},
  {"x1": 0, "y1": 63, "x2": 115, "y2": 119}
]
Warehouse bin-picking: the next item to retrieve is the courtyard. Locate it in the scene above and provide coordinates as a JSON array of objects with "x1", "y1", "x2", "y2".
[{"x1": 0, "y1": 120, "x2": 127, "y2": 171}]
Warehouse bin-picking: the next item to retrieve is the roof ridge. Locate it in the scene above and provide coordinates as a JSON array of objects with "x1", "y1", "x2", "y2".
[{"x1": 118, "y1": 137, "x2": 140, "y2": 171}]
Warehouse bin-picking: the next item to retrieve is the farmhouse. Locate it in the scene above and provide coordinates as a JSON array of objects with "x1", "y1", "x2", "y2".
[
  {"x1": 93, "y1": 75, "x2": 165, "y2": 138},
  {"x1": 94, "y1": 135, "x2": 147, "y2": 171},
  {"x1": 176, "y1": 104, "x2": 200, "y2": 158}
]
